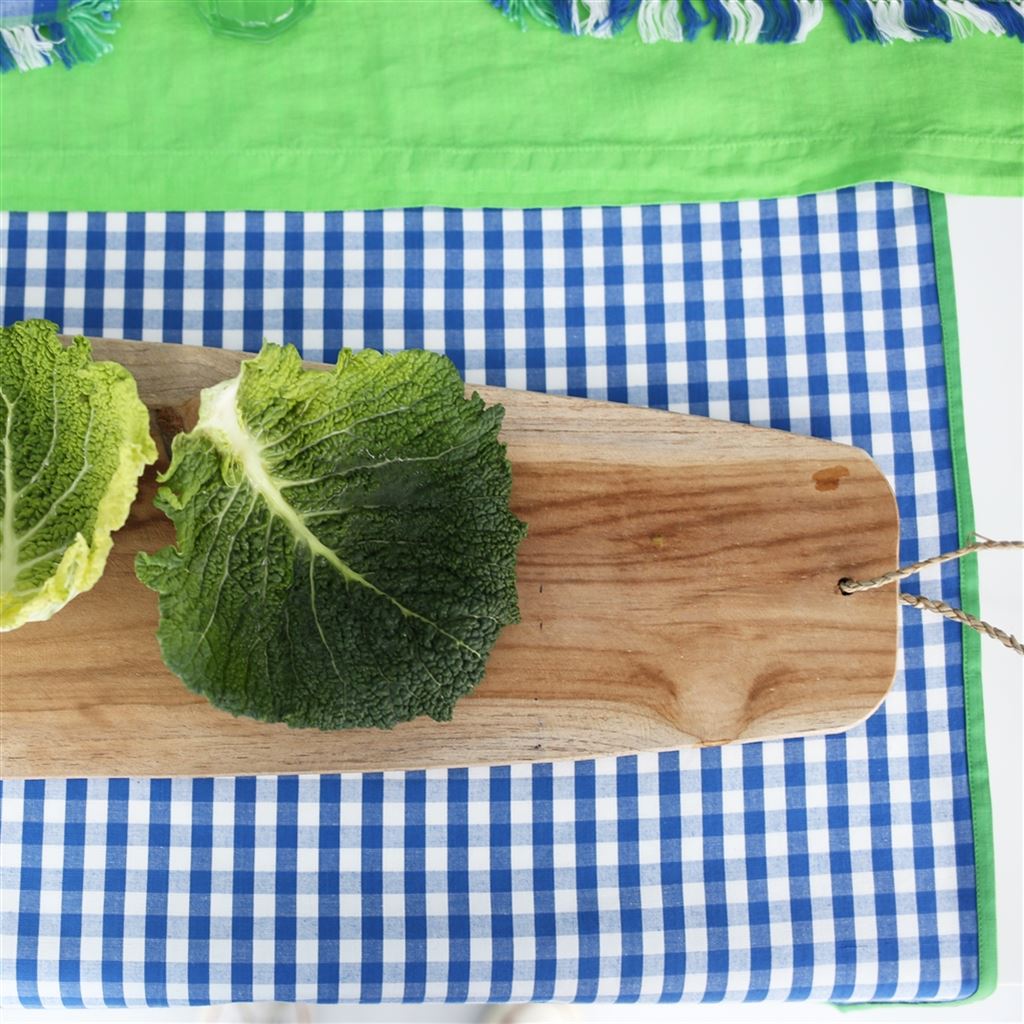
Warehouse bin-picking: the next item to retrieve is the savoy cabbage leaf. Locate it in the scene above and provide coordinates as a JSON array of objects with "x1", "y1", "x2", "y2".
[
  {"x1": 136, "y1": 343, "x2": 526, "y2": 730},
  {"x1": 1, "y1": 320, "x2": 157, "y2": 631}
]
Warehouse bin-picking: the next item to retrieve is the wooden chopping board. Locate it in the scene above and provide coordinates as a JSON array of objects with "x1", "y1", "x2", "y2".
[{"x1": 1, "y1": 338, "x2": 899, "y2": 778}]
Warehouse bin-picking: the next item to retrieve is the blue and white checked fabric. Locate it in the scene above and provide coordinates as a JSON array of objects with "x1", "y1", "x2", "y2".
[{"x1": 0, "y1": 183, "x2": 978, "y2": 1006}]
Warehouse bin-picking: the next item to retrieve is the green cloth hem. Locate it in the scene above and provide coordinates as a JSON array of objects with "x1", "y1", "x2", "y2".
[
  {"x1": 4, "y1": 139, "x2": 1022, "y2": 211},
  {"x1": 834, "y1": 192, "x2": 997, "y2": 1011},
  {"x1": 928, "y1": 190, "x2": 998, "y2": 1006}
]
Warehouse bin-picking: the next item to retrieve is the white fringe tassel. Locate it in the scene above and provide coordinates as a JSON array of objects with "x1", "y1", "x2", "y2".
[
  {"x1": 587, "y1": 1, "x2": 616, "y2": 38},
  {"x1": 794, "y1": 0, "x2": 824, "y2": 43},
  {"x1": 0, "y1": 24, "x2": 54, "y2": 71},
  {"x1": 637, "y1": 0, "x2": 824, "y2": 46},
  {"x1": 637, "y1": 0, "x2": 685, "y2": 42},
  {"x1": 572, "y1": 1, "x2": 616, "y2": 38},
  {"x1": 867, "y1": 0, "x2": 923, "y2": 42},
  {"x1": 721, "y1": 0, "x2": 765, "y2": 43},
  {"x1": 935, "y1": 1, "x2": 1007, "y2": 37}
]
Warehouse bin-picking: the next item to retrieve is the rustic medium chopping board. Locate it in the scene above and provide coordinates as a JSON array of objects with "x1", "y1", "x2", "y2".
[{"x1": 1, "y1": 338, "x2": 899, "y2": 778}]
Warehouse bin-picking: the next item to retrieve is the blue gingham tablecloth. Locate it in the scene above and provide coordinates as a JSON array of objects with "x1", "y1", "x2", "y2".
[{"x1": 0, "y1": 183, "x2": 978, "y2": 1006}]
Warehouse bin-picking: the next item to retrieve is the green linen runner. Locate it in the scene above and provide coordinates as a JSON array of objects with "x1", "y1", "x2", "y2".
[{"x1": 2, "y1": 0, "x2": 1022, "y2": 210}]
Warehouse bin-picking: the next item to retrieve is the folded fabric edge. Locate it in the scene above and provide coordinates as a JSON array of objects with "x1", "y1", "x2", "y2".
[
  {"x1": 833, "y1": 192, "x2": 998, "y2": 1012},
  {"x1": 0, "y1": 0, "x2": 120, "y2": 73},
  {"x1": 929, "y1": 190, "x2": 998, "y2": 1007},
  {"x1": 491, "y1": 0, "x2": 1024, "y2": 44}
]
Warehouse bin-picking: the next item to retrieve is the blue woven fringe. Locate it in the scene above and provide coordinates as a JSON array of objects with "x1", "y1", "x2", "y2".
[
  {"x1": 0, "y1": 0, "x2": 120, "y2": 73},
  {"x1": 904, "y1": 0, "x2": 953, "y2": 40},
  {"x1": 975, "y1": 0, "x2": 1024, "y2": 37},
  {"x1": 705, "y1": 0, "x2": 733, "y2": 40},
  {"x1": 761, "y1": 0, "x2": 803, "y2": 43},
  {"x1": 680, "y1": 0, "x2": 708, "y2": 38},
  {"x1": 834, "y1": 0, "x2": 883, "y2": 41},
  {"x1": 491, "y1": 0, "x2": 1024, "y2": 44}
]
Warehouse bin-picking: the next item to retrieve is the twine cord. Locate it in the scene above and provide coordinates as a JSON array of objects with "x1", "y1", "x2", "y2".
[{"x1": 839, "y1": 540, "x2": 1024, "y2": 656}]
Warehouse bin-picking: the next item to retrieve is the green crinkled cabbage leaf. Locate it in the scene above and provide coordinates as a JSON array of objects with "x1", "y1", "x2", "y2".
[
  {"x1": 136, "y1": 343, "x2": 526, "y2": 730},
  {"x1": 1, "y1": 320, "x2": 157, "y2": 631}
]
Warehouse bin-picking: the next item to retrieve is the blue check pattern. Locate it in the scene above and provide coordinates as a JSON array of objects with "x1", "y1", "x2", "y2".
[{"x1": 0, "y1": 184, "x2": 978, "y2": 1006}]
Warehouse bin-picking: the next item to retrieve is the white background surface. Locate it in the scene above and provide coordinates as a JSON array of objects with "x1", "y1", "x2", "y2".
[{"x1": 5, "y1": 196, "x2": 1022, "y2": 1024}]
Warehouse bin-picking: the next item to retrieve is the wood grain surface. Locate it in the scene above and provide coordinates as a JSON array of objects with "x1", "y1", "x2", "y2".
[{"x1": 0, "y1": 339, "x2": 900, "y2": 778}]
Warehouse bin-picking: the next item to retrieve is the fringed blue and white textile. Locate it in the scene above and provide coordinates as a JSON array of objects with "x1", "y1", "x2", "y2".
[
  {"x1": 491, "y1": 0, "x2": 1024, "y2": 43},
  {"x1": 0, "y1": 0, "x2": 119, "y2": 73}
]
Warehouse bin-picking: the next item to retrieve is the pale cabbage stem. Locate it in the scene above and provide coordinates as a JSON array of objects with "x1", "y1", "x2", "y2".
[{"x1": 0, "y1": 389, "x2": 19, "y2": 591}]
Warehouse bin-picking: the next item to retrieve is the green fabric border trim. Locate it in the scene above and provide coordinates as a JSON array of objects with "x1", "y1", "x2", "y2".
[
  {"x1": 928, "y1": 190, "x2": 998, "y2": 1006},
  {"x1": 835, "y1": 192, "x2": 998, "y2": 1012}
]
